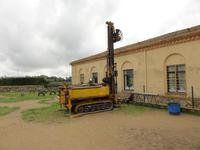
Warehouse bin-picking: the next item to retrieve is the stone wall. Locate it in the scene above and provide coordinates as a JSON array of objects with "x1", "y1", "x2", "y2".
[{"x1": 0, "y1": 85, "x2": 44, "y2": 92}]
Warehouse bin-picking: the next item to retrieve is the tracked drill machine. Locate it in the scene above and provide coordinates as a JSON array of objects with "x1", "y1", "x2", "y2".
[{"x1": 58, "y1": 21, "x2": 122, "y2": 114}]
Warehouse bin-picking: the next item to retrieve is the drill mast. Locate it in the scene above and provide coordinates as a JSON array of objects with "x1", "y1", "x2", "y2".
[{"x1": 106, "y1": 21, "x2": 122, "y2": 100}]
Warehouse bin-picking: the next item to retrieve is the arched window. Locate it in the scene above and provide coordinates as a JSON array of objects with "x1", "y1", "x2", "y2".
[
  {"x1": 90, "y1": 67, "x2": 98, "y2": 83},
  {"x1": 121, "y1": 61, "x2": 134, "y2": 90},
  {"x1": 79, "y1": 69, "x2": 84, "y2": 84},
  {"x1": 165, "y1": 54, "x2": 186, "y2": 93}
]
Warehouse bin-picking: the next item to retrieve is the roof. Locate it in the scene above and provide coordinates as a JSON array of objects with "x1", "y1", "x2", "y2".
[{"x1": 71, "y1": 25, "x2": 200, "y2": 65}]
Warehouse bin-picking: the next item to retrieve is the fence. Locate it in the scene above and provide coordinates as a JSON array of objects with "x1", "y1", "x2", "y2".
[{"x1": 127, "y1": 92, "x2": 200, "y2": 112}]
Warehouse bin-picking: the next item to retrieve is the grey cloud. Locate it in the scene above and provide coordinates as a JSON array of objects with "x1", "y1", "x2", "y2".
[
  {"x1": 154, "y1": 0, "x2": 200, "y2": 35},
  {"x1": 1, "y1": 0, "x2": 199, "y2": 77},
  {"x1": 0, "y1": 0, "x2": 119, "y2": 77}
]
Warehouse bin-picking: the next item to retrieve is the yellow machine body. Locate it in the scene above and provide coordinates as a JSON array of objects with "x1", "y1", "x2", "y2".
[
  {"x1": 69, "y1": 85, "x2": 109, "y2": 100},
  {"x1": 58, "y1": 84, "x2": 112, "y2": 114}
]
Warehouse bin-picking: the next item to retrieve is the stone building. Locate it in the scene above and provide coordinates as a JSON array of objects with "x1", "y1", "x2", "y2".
[{"x1": 70, "y1": 25, "x2": 200, "y2": 98}]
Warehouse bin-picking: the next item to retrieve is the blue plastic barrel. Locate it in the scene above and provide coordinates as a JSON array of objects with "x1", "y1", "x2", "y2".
[{"x1": 167, "y1": 102, "x2": 181, "y2": 115}]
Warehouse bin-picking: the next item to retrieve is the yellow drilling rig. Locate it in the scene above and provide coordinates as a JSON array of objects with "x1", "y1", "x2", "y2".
[{"x1": 58, "y1": 21, "x2": 122, "y2": 115}]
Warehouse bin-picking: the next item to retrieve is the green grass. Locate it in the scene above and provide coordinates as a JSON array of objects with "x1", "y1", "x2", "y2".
[
  {"x1": 38, "y1": 99, "x2": 51, "y2": 104},
  {"x1": 0, "y1": 106, "x2": 19, "y2": 116},
  {"x1": 21, "y1": 103, "x2": 161, "y2": 123},
  {"x1": 0, "y1": 92, "x2": 56, "y2": 103},
  {"x1": 38, "y1": 97, "x2": 56, "y2": 104},
  {"x1": 115, "y1": 104, "x2": 160, "y2": 115},
  {"x1": 21, "y1": 102, "x2": 65, "y2": 123}
]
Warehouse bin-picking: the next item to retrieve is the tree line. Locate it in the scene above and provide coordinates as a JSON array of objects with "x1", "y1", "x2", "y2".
[{"x1": 0, "y1": 76, "x2": 69, "y2": 86}]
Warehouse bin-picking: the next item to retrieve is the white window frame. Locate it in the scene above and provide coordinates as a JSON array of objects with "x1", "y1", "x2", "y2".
[{"x1": 123, "y1": 69, "x2": 134, "y2": 91}]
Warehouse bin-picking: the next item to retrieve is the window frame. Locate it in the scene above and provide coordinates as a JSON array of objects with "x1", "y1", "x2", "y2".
[
  {"x1": 80, "y1": 73, "x2": 84, "y2": 84},
  {"x1": 166, "y1": 64, "x2": 186, "y2": 93},
  {"x1": 92, "y1": 72, "x2": 98, "y2": 83},
  {"x1": 123, "y1": 69, "x2": 134, "y2": 91}
]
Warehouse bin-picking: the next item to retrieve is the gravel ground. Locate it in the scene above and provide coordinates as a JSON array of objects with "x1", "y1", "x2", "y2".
[{"x1": 0, "y1": 100, "x2": 200, "y2": 150}]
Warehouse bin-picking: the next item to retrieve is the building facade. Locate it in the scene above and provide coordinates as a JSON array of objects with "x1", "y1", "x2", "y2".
[{"x1": 71, "y1": 25, "x2": 200, "y2": 98}]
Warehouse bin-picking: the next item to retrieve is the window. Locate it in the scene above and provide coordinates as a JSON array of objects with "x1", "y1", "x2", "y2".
[
  {"x1": 80, "y1": 74, "x2": 84, "y2": 84},
  {"x1": 167, "y1": 64, "x2": 186, "y2": 93},
  {"x1": 92, "y1": 72, "x2": 98, "y2": 83},
  {"x1": 123, "y1": 69, "x2": 134, "y2": 90}
]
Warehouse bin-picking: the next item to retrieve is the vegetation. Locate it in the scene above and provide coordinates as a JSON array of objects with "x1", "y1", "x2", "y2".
[
  {"x1": 115, "y1": 104, "x2": 160, "y2": 115},
  {"x1": 65, "y1": 76, "x2": 72, "y2": 85},
  {"x1": 0, "y1": 76, "x2": 48, "y2": 86},
  {"x1": 21, "y1": 103, "x2": 161, "y2": 123},
  {"x1": 0, "y1": 75, "x2": 66, "y2": 86},
  {"x1": 45, "y1": 76, "x2": 67, "y2": 87},
  {"x1": 0, "y1": 92, "x2": 56, "y2": 103},
  {"x1": 0, "y1": 106, "x2": 19, "y2": 116},
  {"x1": 38, "y1": 98, "x2": 54, "y2": 104},
  {"x1": 22, "y1": 102, "x2": 65, "y2": 122}
]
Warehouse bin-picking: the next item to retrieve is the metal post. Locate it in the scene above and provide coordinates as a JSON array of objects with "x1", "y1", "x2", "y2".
[
  {"x1": 191, "y1": 86, "x2": 195, "y2": 109},
  {"x1": 114, "y1": 63, "x2": 118, "y2": 93}
]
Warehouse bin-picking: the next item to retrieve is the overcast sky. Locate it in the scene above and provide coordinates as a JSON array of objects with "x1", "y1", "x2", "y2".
[{"x1": 0, "y1": 0, "x2": 200, "y2": 78}]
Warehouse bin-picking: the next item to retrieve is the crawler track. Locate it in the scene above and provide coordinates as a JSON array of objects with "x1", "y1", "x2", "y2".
[{"x1": 74, "y1": 100, "x2": 113, "y2": 114}]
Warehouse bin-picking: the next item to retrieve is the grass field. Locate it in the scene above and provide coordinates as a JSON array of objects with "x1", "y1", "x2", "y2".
[
  {"x1": 21, "y1": 103, "x2": 160, "y2": 122},
  {"x1": 38, "y1": 98, "x2": 55, "y2": 104},
  {"x1": 0, "y1": 106, "x2": 19, "y2": 116},
  {"x1": 115, "y1": 104, "x2": 162, "y2": 115},
  {"x1": 21, "y1": 102, "x2": 65, "y2": 122},
  {"x1": 0, "y1": 92, "x2": 56, "y2": 103}
]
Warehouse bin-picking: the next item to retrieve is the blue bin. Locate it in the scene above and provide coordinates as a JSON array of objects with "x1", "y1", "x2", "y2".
[{"x1": 167, "y1": 102, "x2": 181, "y2": 115}]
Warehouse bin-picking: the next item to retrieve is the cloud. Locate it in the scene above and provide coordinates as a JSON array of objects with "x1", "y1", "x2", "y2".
[
  {"x1": 112, "y1": 0, "x2": 200, "y2": 46},
  {"x1": 0, "y1": 0, "x2": 119, "y2": 77},
  {"x1": 0, "y1": 0, "x2": 200, "y2": 77}
]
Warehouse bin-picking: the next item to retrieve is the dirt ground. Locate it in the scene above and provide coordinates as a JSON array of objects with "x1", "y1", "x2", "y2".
[{"x1": 0, "y1": 100, "x2": 200, "y2": 150}]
